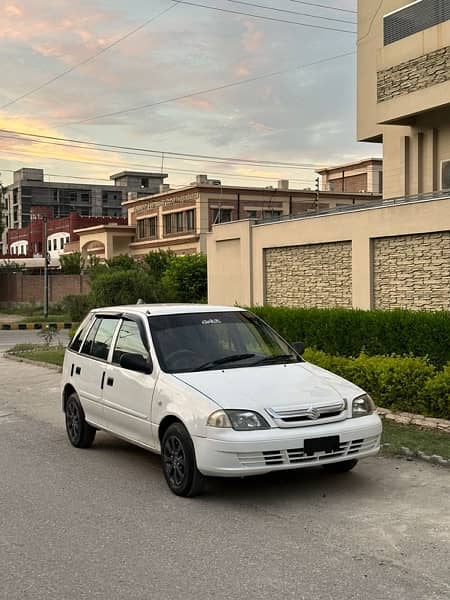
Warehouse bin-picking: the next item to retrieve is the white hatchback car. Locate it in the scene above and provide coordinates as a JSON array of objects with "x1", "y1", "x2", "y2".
[{"x1": 62, "y1": 304, "x2": 382, "y2": 496}]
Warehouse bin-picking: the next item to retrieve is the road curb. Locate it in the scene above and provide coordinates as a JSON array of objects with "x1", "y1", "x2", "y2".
[
  {"x1": 378, "y1": 407, "x2": 450, "y2": 433},
  {"x1": 392, "y1": 445, "x2": 450, "y2": 469},
  {"x1": 3, "y1": 351, "x2": 63, "y2": 372},
  {"x1": 1, "y1": 322, "x2": 76, "y2": 331}
]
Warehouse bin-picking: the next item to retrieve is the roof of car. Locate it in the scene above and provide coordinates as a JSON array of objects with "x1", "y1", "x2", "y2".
[{"x1": 91, "y1": 304, "x2": 245, "y2": 316}]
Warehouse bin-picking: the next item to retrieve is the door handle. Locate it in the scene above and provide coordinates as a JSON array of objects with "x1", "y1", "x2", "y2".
[
  {"x1": 100, "y1": 372, "x2": 105, "y2": 390},
  {"x1": 75, "y1": 366, "x2": 81, "y2": 375},
  {"x1": 106, "y1": 377, "x2": 114, "y2": 387}
]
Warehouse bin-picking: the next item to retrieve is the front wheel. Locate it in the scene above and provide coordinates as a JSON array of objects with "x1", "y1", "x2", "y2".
[
  {"x1": 65, "y1": 393, "x2": 96, "y2": 449},
  {"x1": 323, "y1": 459, "x2": 358, "y2": 473},
  {"x1": 161, "y1": 423, "x2": 205, "y2": 497}
]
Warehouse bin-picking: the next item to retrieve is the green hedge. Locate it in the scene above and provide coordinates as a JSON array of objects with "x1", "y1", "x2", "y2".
[
  {"x1": 251, "y1": 306, "x2": 450, "y2": 368},
  {"x1": 303, "y1": 349, "x2": 450, "y2": 419}
]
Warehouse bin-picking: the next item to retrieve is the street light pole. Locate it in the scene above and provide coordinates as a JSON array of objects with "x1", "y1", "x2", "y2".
[{"x1": 43, "y1": 217, "x2": 49, "y2": 319}]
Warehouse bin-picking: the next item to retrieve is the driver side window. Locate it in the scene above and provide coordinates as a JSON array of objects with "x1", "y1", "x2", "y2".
[{"x1": 112, "y1": 320, "x2": 149, "y2": 366}]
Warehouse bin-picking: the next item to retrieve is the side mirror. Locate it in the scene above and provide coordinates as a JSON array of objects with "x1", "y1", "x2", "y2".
[
  {"x1": 292, "y1": 341, "x2": 305, "y2": 356},
  {"x1": 120, "y1": 352, "x2": 152, "y2": 374}
]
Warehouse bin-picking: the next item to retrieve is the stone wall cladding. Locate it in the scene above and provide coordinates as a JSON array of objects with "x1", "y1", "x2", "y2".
[
  {"x1": 373, "y1": 232, "x2": 450, "y2": 310},
  {"x1": 264, "y1": 242, "x2": 352, "y2": 308},
  {"x1": 377, "y1": 46, "x2": 450, "y2": 103}
]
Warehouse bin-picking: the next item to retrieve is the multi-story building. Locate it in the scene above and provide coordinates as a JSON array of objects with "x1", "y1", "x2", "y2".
[
  {"x1": 317, "y1": 158, "x2": 383, "y2": 194},
  {"x1": 358, "y1": 0, "x2": 450, "y2": 199},
  {"x1": 70, "y1": 174, "x2": 382, "y2": 259},
  {"x1": 6, "y1": 207, "x2": 127, "y2": 259},
  {"x1": 1, "y1": 168, "x2": 167, "y2": 253}
]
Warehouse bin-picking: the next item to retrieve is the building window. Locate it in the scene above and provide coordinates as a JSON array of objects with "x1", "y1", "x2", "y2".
[
  {"x1": 176, "y1": 212, "x2": 184, "y2": 232},
  {"x1": 141, "y1": 177, "x2": 149, "y2": 188},
  {"x1": 211, "y1": 208, "x2": 232, "y2": 224},
  {"x1": 81, "y1": 192, "x2": 90, "y2": 202},
  {"x1": 137, "y1": 217, "x2": 157, "y2": 239},
  {"x1": 48, "y1": 240, "x2": 51, "y2": 251},
  {"x1": 246, "y1": 210, "x2": 257, "y2": 219},
  {"x1": 60, "y1": 238, "x2": 64, "y2": 250},
  {"x1": 442, "y1": 160, "x2": 450, "y2": 189},
  {"x1": 66, "y1": 236, "x2": 70, "y2": 243},
  {"x1": 53, "y1": 239, "x2": 57, "y2": 250},
  {"x1": 186, "y1": 209, "x2": 195, "y2": 231},
  {"x1": 163, "y1": 214, "x2": 173, "y2": 235},
  {"x1": 263, "y1": 210, "x2": 282, "y2": 221},
  {"x1": 384, "y1": 0, "x2": 450, "y2": 46}
]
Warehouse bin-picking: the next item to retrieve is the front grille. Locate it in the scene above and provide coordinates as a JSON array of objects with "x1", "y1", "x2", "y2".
[
  {"x1": 236, "y1": 435, "x2": 380, "y2": 468},
  {"x1": 266, "y1": 401, "x2": 346, "y2": 428}
]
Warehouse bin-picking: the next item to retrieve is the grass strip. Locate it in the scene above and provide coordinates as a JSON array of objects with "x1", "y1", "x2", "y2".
[{"x1": 381, "y1": 419, "x2": 450, "y2": 460}]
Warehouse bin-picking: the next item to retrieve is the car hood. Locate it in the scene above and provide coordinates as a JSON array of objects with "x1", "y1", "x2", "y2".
[{"x1": 173, "y1": 361, "x2": 363, "y2": 411}]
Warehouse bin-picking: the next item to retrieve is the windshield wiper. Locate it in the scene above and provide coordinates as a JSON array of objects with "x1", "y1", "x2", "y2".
[
  {"x1": 194, "y1": 353, "x2": 256, "y2": 371},
  {"x1": 251, "y1": 354, "x2": 297, "y2": 366}
]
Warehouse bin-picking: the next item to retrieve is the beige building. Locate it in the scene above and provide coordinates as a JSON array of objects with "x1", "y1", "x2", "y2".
[
  {"x1": 358, "y1": 0, "x2": 450, "y2": 199},
  {"x1": 207, "y1": 194, "x2": 450, "y2": 311},
  {"x1": 317, "y1": 158, "x2": 383, "y2": 194},
  {"x1": 71, "y1": 175, "x2": 382, "y2": 260}
]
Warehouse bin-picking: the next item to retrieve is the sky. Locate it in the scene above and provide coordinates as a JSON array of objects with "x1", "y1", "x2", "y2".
[{"x1": 0, "y1": 0, "x2": 380, "y2": 189}]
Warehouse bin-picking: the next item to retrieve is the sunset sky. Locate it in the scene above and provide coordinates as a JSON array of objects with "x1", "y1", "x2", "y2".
[{"x1": 0, "y1": 0, "x2": 378, "y2": 188}]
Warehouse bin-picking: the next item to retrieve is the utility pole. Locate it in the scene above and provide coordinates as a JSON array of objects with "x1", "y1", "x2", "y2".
[
  {"x1": 43, "y1": 217, "x2": 49, "y2": 319},
  {"x1": 315, "y1": 177, "x2": 320, "y2": 212}
]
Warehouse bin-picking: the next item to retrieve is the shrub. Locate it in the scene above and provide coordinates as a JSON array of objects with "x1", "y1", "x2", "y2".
[
  {"x1": 251, "y1": 306, "x2": 450, "y2": 368},
  {"x1": 161, "y1": 254, "x2": 207, "y2": 303},
  {"x1": 304, "y1": 349, "x2": 436, "y2": 416},
  {"x1": 90, "y1": 269, "x2": 159, "y2": 307},
  {"x1": 62, "y1": 294, "x2": 93, "y2": 322},
  {"x1": 421, "y1": 366, "x2": 450, "y2": 419},
  {"x1": 60, "y1": 252, "x2": 84, "y2": 274}
]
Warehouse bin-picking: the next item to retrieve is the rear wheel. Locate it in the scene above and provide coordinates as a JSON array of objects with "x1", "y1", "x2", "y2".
[
  {"x1": 65, "y1": 393, "x2": 96, "y2": 449},
  {"x1": 161, "y1": 423, "x2": 205, "y2": 497},
  {"x1": 323, "y1": 459, "x2": 358, "y2": 473}
]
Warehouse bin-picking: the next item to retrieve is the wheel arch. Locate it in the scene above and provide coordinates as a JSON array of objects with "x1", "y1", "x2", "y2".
[
  {"x1": 158, "y1": 414, "x2": 185, "y2": 443},
  {"x1": 62, "y1": 383, "x2": 77, "y2": 412}
]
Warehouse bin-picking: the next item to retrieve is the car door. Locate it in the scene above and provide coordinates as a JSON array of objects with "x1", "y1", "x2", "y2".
[
  {"x1": 73, "y1": 315, "x2": 121, "y2": 428},
  {"x1": 102, "y1": 316, "x2": 158, "y2": 448}
]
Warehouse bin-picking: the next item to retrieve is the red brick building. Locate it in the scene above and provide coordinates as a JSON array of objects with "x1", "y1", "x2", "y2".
[{"x1": 5, "y1": 207, "x2": 127, "y2": 258}]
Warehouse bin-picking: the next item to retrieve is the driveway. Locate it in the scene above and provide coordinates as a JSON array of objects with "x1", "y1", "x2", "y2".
[{"x1": 0, "y1": 355, "x2": 449, "y2": 600}]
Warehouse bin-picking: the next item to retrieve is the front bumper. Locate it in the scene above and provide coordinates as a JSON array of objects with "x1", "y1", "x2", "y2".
[{"x1": 193, "y1": 413, "x2": 382, "y2": 477}]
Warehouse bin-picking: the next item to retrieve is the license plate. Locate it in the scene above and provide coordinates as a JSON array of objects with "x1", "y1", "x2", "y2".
[{"x1": 304, "y1": 436, "x2": 340, "y2": 454}]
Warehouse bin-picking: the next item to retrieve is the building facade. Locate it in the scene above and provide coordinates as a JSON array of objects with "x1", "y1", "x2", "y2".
[
  {"x1": 317, "y1": 158, "x2": 383, "y2": 194},
  {"x1": 70, "y1": 175, "x2": 382, "y2": 260},
  {"x1": 207, "y1": 193, "x2": 450, "y2": 311},
  {"x1": 6, "y1": 208, "x2": 127, "y2": 259},
  {"x1": 1, "y1": 168, "x2": 167, "y2": 253},
  {"x1": 358, "y1": 0, "x2": 450, "y2": 199}
]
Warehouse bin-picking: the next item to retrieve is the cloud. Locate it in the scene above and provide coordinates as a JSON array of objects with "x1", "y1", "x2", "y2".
[{"x1": 241, "y1": 20, "x2": 265, "y2": 53}]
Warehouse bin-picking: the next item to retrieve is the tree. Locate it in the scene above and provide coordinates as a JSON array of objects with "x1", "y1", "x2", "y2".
[
  {"x1": 90, "y1": 269, "x2": 159, "y2": 307},
  {"x1": 59, "y1": 252, "x2": 85, "y2": 274}
]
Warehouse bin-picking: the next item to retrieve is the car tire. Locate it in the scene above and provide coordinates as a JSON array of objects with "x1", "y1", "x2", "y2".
[
  {"x1": 65, "y1": 393, "x2": 96, "y2": 449},
  {"x1": 161, "y1": 423, "x2": 205, "y2": 497},
  {"x1": 323, "y1": 459, "x2": 358, "y2": 473}
]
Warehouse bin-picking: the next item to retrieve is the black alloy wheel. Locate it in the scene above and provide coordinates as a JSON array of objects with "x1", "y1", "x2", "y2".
[
  {"x1": 65, "y1": 393, "x2": 96, "y2": 449},
  {"x1": 161, "y1": 423, "x2": 205, "y2": 497}
]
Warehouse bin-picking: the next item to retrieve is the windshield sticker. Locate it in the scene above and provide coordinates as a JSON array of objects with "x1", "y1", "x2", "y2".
[{"x1": 201, "y1": 318, "x2": 222, "y2": 325}]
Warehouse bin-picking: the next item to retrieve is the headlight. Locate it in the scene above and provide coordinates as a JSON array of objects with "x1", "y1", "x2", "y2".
[
  {"x1": 352, "y1": 393, "x2": 376, "y2": 418},
  {"x1": 207, "y1": 409, "x2": 270, "y2": 431}
]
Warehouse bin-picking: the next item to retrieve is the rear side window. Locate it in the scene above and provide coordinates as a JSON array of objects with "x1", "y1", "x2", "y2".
[
  {"x1": 69, "y1": 315, "x2": 94, "y2": 352},
  {"x1": 81, "y1": 317, "x2": 120, "y2": 361}
]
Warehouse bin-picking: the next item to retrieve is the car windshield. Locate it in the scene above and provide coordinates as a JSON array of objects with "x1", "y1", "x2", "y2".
[{"x1": 148, "y1": 311, "x2": 301, "y2": 373}]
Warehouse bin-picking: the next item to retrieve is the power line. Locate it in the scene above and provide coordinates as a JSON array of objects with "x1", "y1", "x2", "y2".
[
  {"x1": 64, "y1": 51, "x2": 354, "y2": 124},
  {"x1": 0, "y1": 132, "x2": 318, "y2": 171},
  {"x1": 0, "y1": 3, "x2": 180, "y2": 111},
  {"x1": 169, "y1": 0, "x2": 356, "y2": 33},
  {"x1": 0, "y1": 128, "x2": 329, "y2": 169},
  {"x1": 289, "y1": 0, "x2": 356, "y2": 14},
  {"x1": 0, "y1": 167, "x2": 111, "y2": 182},
  {"x1": 0, "y1": 150, "x2": 317, "y2": 183},
  {"x1": 227, "y1": 0, "x2": 356, "y2": 24}
]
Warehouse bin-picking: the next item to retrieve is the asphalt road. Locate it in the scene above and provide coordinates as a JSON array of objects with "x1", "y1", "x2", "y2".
[
  {"x1": 0, "y1": 329, "x2": 70, "y2": 352},
  {"x1": 0, "y1": 353, "x2": 449, "y2": 600}
]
